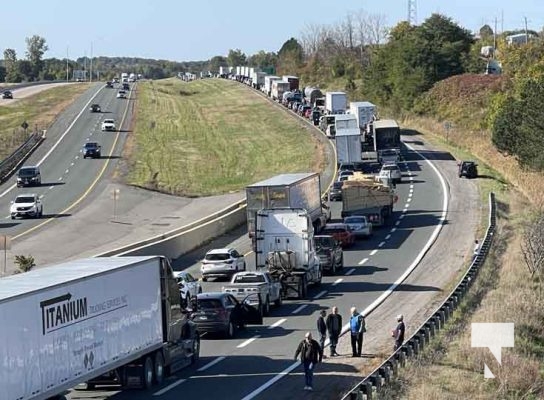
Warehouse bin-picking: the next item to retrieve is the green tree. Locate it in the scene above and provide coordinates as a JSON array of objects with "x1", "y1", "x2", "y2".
[
  {"x1": 25, "y1": 35, "x2": 49, "y2": 80},
  {"x1": 227, "y1": 49, "x2": 246, "y2": 67},
  {"x1": 479, "y1": 24, "x2": 494, "y2": 40},
  {"x1": 208, "y1": 55, "x2": 227, "y2": 73},
  {"x1": 247, "y1": 50, "x2": 278, "y2": 70},
  {"x1": 4, "y1": 48, "x2": 20, "y2": 82},
  {"x1": 277, "y1": 38, "x2": 304, "y2": 75}
]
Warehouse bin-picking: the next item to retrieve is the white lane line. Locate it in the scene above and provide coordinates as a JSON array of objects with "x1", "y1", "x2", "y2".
[
  {"x1": 369, "y1": 249, "x2": 378, "y2": 256},
  {"x1": 70, "y1": 162, "x2": 75, "y2": 166},
  {"x1": 409, "y1": 176, "x2": 414, "y2": 181},
  {"x1": 292, "y1": 304, "x2": 307, "y2": 314},
  {"x1": 407, "y1": 198, "x2": 412, "y2": 202},
  {"x1": 75, "y1": 155, "x2": 79, "y2": 160},
  {"x1": 49, "y1": 186, "x2": 54, "y2": 190},
  {"x1": 378, "y1": 241, "x2": 385, "y2": 248},
  {"x1": 153, "y1": 378, "x2": 186, "y2": 396},
  {"x1": 313, "y1": 290, "x2": 327, "y2": 300},
  {"x1": 402, "y1": 208, "x2": 408, "y2": 213},
  {"x1": 358, "y1": 257, "x2": 368, "y2": 265},
  {"x1": 345, "y1": 268, "x2": 355, "y2": 276},
  {"x1": 385, "y1": 234, "x2": 391, "y2": 240},
  {"x1": 58, "y1": 177, "x2": 62, "y2": 181},
  {"x1": 241, "y1": 141, "x2": 450, "y2": 400},
  {"x1": 268, "y1": 318, "x2": 286, "y2": 329},
  {"x1": 409, "y1": 188, "x2": 414, "y2": 193},
  {"x1": 400, "y1": 214, "x2": 406, "y2": 219},
  {"x1": 332, "y1": 278, "x2": 343, "y2": 286},
  {"x1": 410, "y1": 184, "x2": 414, "y2": 189},
  {"x1": 65, "y1": 169, "x2": 69, "y2": 174},
  {"x1": 390, "y1": 228, "x2": 397, "y2": 233},
  {"x1": 0, "y1": 85, "x2": 103, "y2": 199},
  {"x1": 237, "y1": 335, "x2": 260, "y2": 348},
  {"x1": 395, "y1": 220, "x2": 401, "y2": 226},
  {"x1": 197, "y1": 356, "x2": 226, "y2": 372}
]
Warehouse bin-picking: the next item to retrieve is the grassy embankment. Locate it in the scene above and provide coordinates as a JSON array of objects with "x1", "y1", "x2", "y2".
[
  {"x1": 125, "y1": 78, "x2": 323, "y2": 197},
  {"x1": 379, "y1": 74, "x2": 544, "y2": 399},
  {"x1": 0, "y1": 83, "x2": 92, "y2": 159}
]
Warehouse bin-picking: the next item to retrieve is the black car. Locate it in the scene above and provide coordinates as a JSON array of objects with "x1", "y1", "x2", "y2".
[
  {"x1": 315, "y1": 235, "x2": 343, "y2": 275},
  {"x1": 105, "y1": 81, "x2": 114, "y2": 88},
  {"x1": 458, "y1": 161, "x2": 478, "y2": 179},
  {"x1": 329, "y1": 181, "x2": 343, "y2": 201},
  {"x1": 122, "y1": 83, "x2": 130, "y2": 91},
  {"x1": 89, "y1": 103, "x2": 101, "y2": 113},
  {"x1": 2, "y1": 90, "x2": 13, "y2": 99},
  {"x1": 16, "y1": 166, "x2": 41, "y2": 187},
  {"x1": 83, "y1": 142, "x2": 101, "y2": 158},
  {"x1": 191, "y1": 292, "x2": 262, "y2": 338}
]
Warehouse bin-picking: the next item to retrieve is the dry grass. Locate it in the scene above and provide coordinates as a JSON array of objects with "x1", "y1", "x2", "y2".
[
  {"x1": 125, "y1": 78, "x2": 324, "y2": 196},
  {"x1": 0, "y1": 83, "x2": 92, "y2": 159}
]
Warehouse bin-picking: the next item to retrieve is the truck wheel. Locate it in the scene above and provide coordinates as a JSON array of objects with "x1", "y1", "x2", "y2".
[
  {"x1": 202, "y1": 276, "x2": 207, "y2": 282},
  {"x1": 191, "y1": 335, "x2": 200, "y2": 364},
  {"x1": 153, "y1": 352, "x2": 165, "y2": 385},
  {"x1": 141, "y1": 356, "x2": 154, "y2": 389}
]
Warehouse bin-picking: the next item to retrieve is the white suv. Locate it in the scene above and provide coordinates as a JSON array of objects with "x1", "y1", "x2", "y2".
[
  {"x1": 201, "y1": 248, "x2": 246, "y2": 281},
  {"x1": 376, "y1": 163, "x2": 402, "y2": 184},
  {"x1": 101, "y1": 119, "x2": 116, "y2": 131},
  {"x1": 10, "y1": 194, "x2": 43, "y2": 219}
]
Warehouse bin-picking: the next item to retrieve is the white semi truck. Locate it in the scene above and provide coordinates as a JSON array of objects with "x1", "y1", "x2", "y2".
[
  {"x1": 255, "y1": 208, "x2": 322, "y2": 299},
  {"x1": 0, "y1": 256, "x2": 200, "y2": 400}
]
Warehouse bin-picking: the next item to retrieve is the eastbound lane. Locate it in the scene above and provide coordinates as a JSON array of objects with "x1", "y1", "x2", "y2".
[
  {"x1": 0, "y1": 83, "x2": 133, "y2": 240},
  {"x1": 68, "y1": 146, "x2": 447, "y2": 400}
]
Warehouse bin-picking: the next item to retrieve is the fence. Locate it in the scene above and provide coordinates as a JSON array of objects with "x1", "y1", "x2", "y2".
[
  {"x1": 342, "y1": 192, "x2": 497, "y2": 400},
  {"x1": 0, "y1": 130, "x2": 46, "y2": 184}
]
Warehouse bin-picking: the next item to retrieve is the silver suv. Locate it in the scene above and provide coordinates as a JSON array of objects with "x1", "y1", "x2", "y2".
[{"x1": 376, "y1": 163, "x2": 402, "y2": 184}]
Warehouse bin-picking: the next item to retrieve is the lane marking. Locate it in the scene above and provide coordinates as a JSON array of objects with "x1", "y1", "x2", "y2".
[
  {"x1": 390, "y1": 228, "x2": 397, "y2": 233},
  {"x1": 58, "y1": 177, "x2": 62, "y2": 181},
  {"x1": 292, "y1": 304, "x2": 307, "y2": 314},
  {"x1": 49, "y1": 186, "x2": 54, "y2": 190},
  {"x1": 378, "y1": 241, "x2": 385, "y2": 248},
  {"x1": 400, "y1": 214, "x2": 406, "y2": 219},
  {"x1": 65, "y1": 169, "x2": 69, "y2": 174},
  {"x1": 345, "y1": 268, "x2": 355, "y2": 276},
  {"x1": 0, "y1": 85, "x2": 104, "y2": 199},
  {"x1": 268, "y1": 319, "x2": 286, "y2": 329},
  {"x1": 332, "y1": 278, "x2": 343, "y2": 286},
  {"x1": 241, "y1": 141, "x2": 449, "y2": 400},
  {"x1": 313, "y1": 290, "x2": 327, "y2": 300},
  {"x1": 197, "y1": 356, "x2": 226, "y2": 372},
  {"x1": 407, "y1": 197, "x2": 412, "y2": 202},
  {"x1": 395, "y1": 220, "x2": 401, "y2": 226},
  {"x1": 153, "y1": 378, "x2": 186, "y2": 396},
  {"x1": 410, "y1": 184, "x2": 414, "y2": 189},
  {"x1": 369, "y1": 249, "x2": 378, "y2": 256},
  {"x1": 237, "y1": 336, "x2": 260, "y2": 348},
  {"x1": 385, "y1": 234, "x2": 391, "y2": 240},
  {"x1": 358, "y1": 257, "x2": 368, "y2": 265}
]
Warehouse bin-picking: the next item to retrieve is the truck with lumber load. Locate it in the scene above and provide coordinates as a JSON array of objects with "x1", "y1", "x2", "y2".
[
  {"x1": 255, "y1": 208, "x2": 322, "y2": 299},
  {"x1": 246, "y1": 173, "x2": 330, "y2": 240},
  {"x1": 373, "y1": 119, "x2": 402, "y2": 163},
  {"x1": 222, "y1": 271, "x2": 282, "y2": 316},
  {"x1": 0, "y1": 256, "x2": 200, "y2": 400},
  {"x1": 325, "y1": 91, "x2": 347, "y2": 114},
  {"x1": 341, "y1": 172, "x2": 396, "y2": 226},
  {"x1": 271, "y1": 80, "x2": 291, "y2": 101}
]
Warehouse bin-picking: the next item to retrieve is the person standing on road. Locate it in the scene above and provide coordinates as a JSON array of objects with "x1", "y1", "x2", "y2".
[
  {"x1": 326, "y1": 306, "x2": 342, "y2": 356},
  {"x1": 294, "y1": 332, "x2": 323, "y2": 392},
  {"x1": 317, "y1": 309, "x2": 327, "y2": 353},
  {"x1": 473, "y1": 239, "x2": 481, "y2": 261},
  {"x1": 392, "y1": 314, "x2": 406, "y2": 350},
  {"x1": 349, "y1": 307, "x2": 366, "y2": 357}
]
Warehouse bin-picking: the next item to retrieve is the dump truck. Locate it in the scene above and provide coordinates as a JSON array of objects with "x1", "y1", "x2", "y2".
[
  {"x1": 0, "y1": 256, "x2": 200, "y2": 400},
  {"x1": 255, "y1": 208, "x2": 322, "y2": 299},
  {"x1": 341, "y1": 172, "x2": 397, "y2": 226}
]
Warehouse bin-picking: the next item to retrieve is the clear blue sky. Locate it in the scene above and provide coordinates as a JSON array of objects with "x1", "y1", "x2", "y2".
[{"x1": 1, "y1": 0, "x2": 542, "y2": 62}]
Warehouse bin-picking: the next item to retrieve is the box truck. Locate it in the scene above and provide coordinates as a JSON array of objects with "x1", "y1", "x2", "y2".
[
  {"x1": 349, "y1": 101, "x2": 376, "y2": 130},
  {"x1": 264, "y1": 75, "x2": 281, "y2": 96},
  {"x1": 271, "y1": 80, "x2": 291, "y2": 101},
  {"x1": 325, "y1": 91, "x2": 347, "y2": 114},
  {"x1": 335, "y1": 128, "x2": 362, "y2": 165},
  {"x1": 245, "y1": 173, "x2": 330, "y2": 240},
  {"x1": 0, "y1": 256, "x2": 200, "y2": 400},
  {"x1": 282, "y1": 75, "x2": 300, "y2": 91}
]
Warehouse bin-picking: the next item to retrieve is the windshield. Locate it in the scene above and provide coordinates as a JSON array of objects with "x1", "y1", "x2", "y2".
[
  {"x1": 85, "y1": 143, "x2": 98, "y2": 149},
  {"x1": 205, "y1": 253, "x2": 230, "y2": 261},
  {"x1": 18, "y1": 168, "x2": 37, "y2": 177},
  {"x1": 382, "y1": 165, "x2": 399, "y2": 171},
  {"x1": 345, "y1": 217, "x2": 367, "y2": 224},
  {"x1": 233, "y1": 275, "x2": 265, "y2": 283},
  {"x1": 197, "y1": 299, "x2": 223, "y2": 309},
  {"x1": 104, "y1": 119, "x2": 114, "y2": 124},
  {"x1": 333, "y1": 182, "x2": 343, "y2": 189},
  {"x1": 315, "y1": 237, "x2": 334, "y2": 248},
  {"x1": 15, "y1": 196, "x2": 35, "y2": 203}
]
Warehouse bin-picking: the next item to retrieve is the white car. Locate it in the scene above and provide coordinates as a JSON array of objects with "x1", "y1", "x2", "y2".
[
  {"x1": 10, "y1": 194, "x2": 43, "y2": 219},
  {"x1": 173, "y1": 271, "x2": 202, "y2": 303},
  {"x1": 101, "y1": 119, "x2": 116, "y2": 131},
  {"x1": 376, "y1": 163, "x2": 402, "y2": 184},
  {"x1": 343, "y1": 215, "x2": 373, "y2": 238},
  {"x1": 116, "y1": 90, "x2": 127, "y2": 99},
  {"x1": 201, "y1": 248, "x2": 246, "y2": 281}
]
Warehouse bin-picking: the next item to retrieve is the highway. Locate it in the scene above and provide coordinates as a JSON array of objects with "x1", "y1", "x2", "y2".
[
  {"x1": 68, "y1": 143, "x2": 448, "y2": 400},
  {"x1": 0, "y1": 82, "x2": 134, "y2": 241}
]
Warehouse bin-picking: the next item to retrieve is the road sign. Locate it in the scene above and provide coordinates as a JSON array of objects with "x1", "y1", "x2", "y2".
[
  {"x1": 21, "y1": 121, "x2": 29, "y2": 130},
  {"x1": 0, "y1": 235, "x2": 11, "y2": 251}
]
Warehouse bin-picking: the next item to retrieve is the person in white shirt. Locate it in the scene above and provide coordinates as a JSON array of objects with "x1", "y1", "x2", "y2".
[{"x1": 473, "y1": 239, "x2": 480, "y2": 261}]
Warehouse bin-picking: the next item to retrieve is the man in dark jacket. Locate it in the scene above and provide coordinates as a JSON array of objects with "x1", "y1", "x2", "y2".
[
  {"x1": 294, "y1": 332, "x2": 323, "y2": 391},
  {"x1": 316, "y1": 310, "x2": 327, "y2": 352},
  {"x1": 393, "y1": 314, "x2": 406, "y2": 350},
  {"x1": 326, "y1": 306, "x2": 342, "y2": 356}
]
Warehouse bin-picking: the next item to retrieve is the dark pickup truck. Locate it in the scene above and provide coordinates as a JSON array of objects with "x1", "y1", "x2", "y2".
[{"x1": 314, "y1": 235, "x2": 343, "y2": 275}]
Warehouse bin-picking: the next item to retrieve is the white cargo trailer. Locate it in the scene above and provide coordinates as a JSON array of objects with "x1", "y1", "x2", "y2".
[
  {"x1": 0, "y1": 256, "x2": 200, "y2": 400},
  {"x1": 335, "y1": 128, "x2": 362, "y2": 164},
  {"x1": 264, "y1": 75, "x2": 281, "y2": 95},
  {"x1": 349, "y1": 101, "x2": 376, "y2": 129},
  {"x1": 325, "y1": 91, "x2": 348, "y2": 114}
]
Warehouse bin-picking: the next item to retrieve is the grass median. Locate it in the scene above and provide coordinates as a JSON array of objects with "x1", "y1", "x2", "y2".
[
  {"x1": 124, "y1": 78, "x2": 323, "y2": 197},
  {"x1": 0, "y1": 83, "x2": 92, "y2": 159}
]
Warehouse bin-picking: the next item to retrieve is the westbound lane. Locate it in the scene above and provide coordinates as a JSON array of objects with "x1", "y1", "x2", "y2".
[
  {"x1": 0, "y1": 82, "x2": 133, "y2": 240},
  {"x1": 68, "y1": 146, "x2": 447, "y2": 400}
]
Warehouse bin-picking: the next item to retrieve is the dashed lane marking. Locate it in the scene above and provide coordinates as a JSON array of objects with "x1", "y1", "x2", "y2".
[
  {"x1": 332, "y1": 278, "x2": 343, "y2": 286},
  {"x1": 237, "y1": 336, "x2": 260, "y2": 348},
  {"x1": 197, "y1": 356, "x2": 226, "y2": 372},
  {"x1": 313, "y1": 290, "x2": 327, "y2": 300},
  {"x1": 345, "y1": 268, "x2": 355, "y2": 276},
  {"x1": 369, "y1": 249, "x2": 378, "y2": 256},
  {"x1": 292, "y1": 304, "x2": 307, "y2": 314},
  {"x1": 358, "y1": 258, "x2": 368, "y2": 265},
  {"x1": 268, "y1": 319, "x2": 286, "y2": 329}
]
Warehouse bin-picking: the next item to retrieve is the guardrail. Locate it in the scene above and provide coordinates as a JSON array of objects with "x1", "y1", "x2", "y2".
[
  {"x1": 341, "y1": 192, "x2": 497, "y2": 400},
  {"x1": 0, "y1": 130, "x2": 46, "y2": 184}
]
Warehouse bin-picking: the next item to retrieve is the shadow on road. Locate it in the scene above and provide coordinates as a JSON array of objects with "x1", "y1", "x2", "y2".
[
  {"x1": 43, "y1": 213, "x2": 71, "y2": 219},
  {"x1": 41, "y1": 182, "x2": 66, "y2": 187}
]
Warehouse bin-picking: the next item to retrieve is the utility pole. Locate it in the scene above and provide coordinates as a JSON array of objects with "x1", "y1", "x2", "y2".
[
  {"x1": 66, "y1": 46, "x2": 69, "y2": 81},
  {"x1": 493, "y1": 17, "x2": 497, "y2": 55},
  {"x1": 501, "y1": 10, "x2": 504, "y2": 34},
  {"x1": 84, "y1": 50, "x2": 87, "y2": 81},
  {"x1": 524, "y1": 17, "x2": 529, "y2": 43},
  {"x1": 408, "y1": 0, "x2": 417, "y2": 25},
  {"x1": 90, "y1": 42, "x2": 93, "y2": 82}
]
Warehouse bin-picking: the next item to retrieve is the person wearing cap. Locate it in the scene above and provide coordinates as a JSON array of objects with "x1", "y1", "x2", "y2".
[
  {"x1": 392, "y1": 314, "x2": 405, "y2": 350},
  {"x1": 316, "y1": 309, "x2": 327, "y2": 352},
  {"x1": 294, "y1": 332, "x2": 323, "y2": 391},
  {"x1": 349, "y1": 307, "x2": 366, "y2": 357}
]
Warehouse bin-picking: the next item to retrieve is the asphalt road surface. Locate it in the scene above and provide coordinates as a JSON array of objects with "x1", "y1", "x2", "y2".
[
  {"x1": 67, "y1": 143, "x2": 447, "y2": 400},
  {"x1": 0, "y1": 82, "x2": 80, "y2": 106}
]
